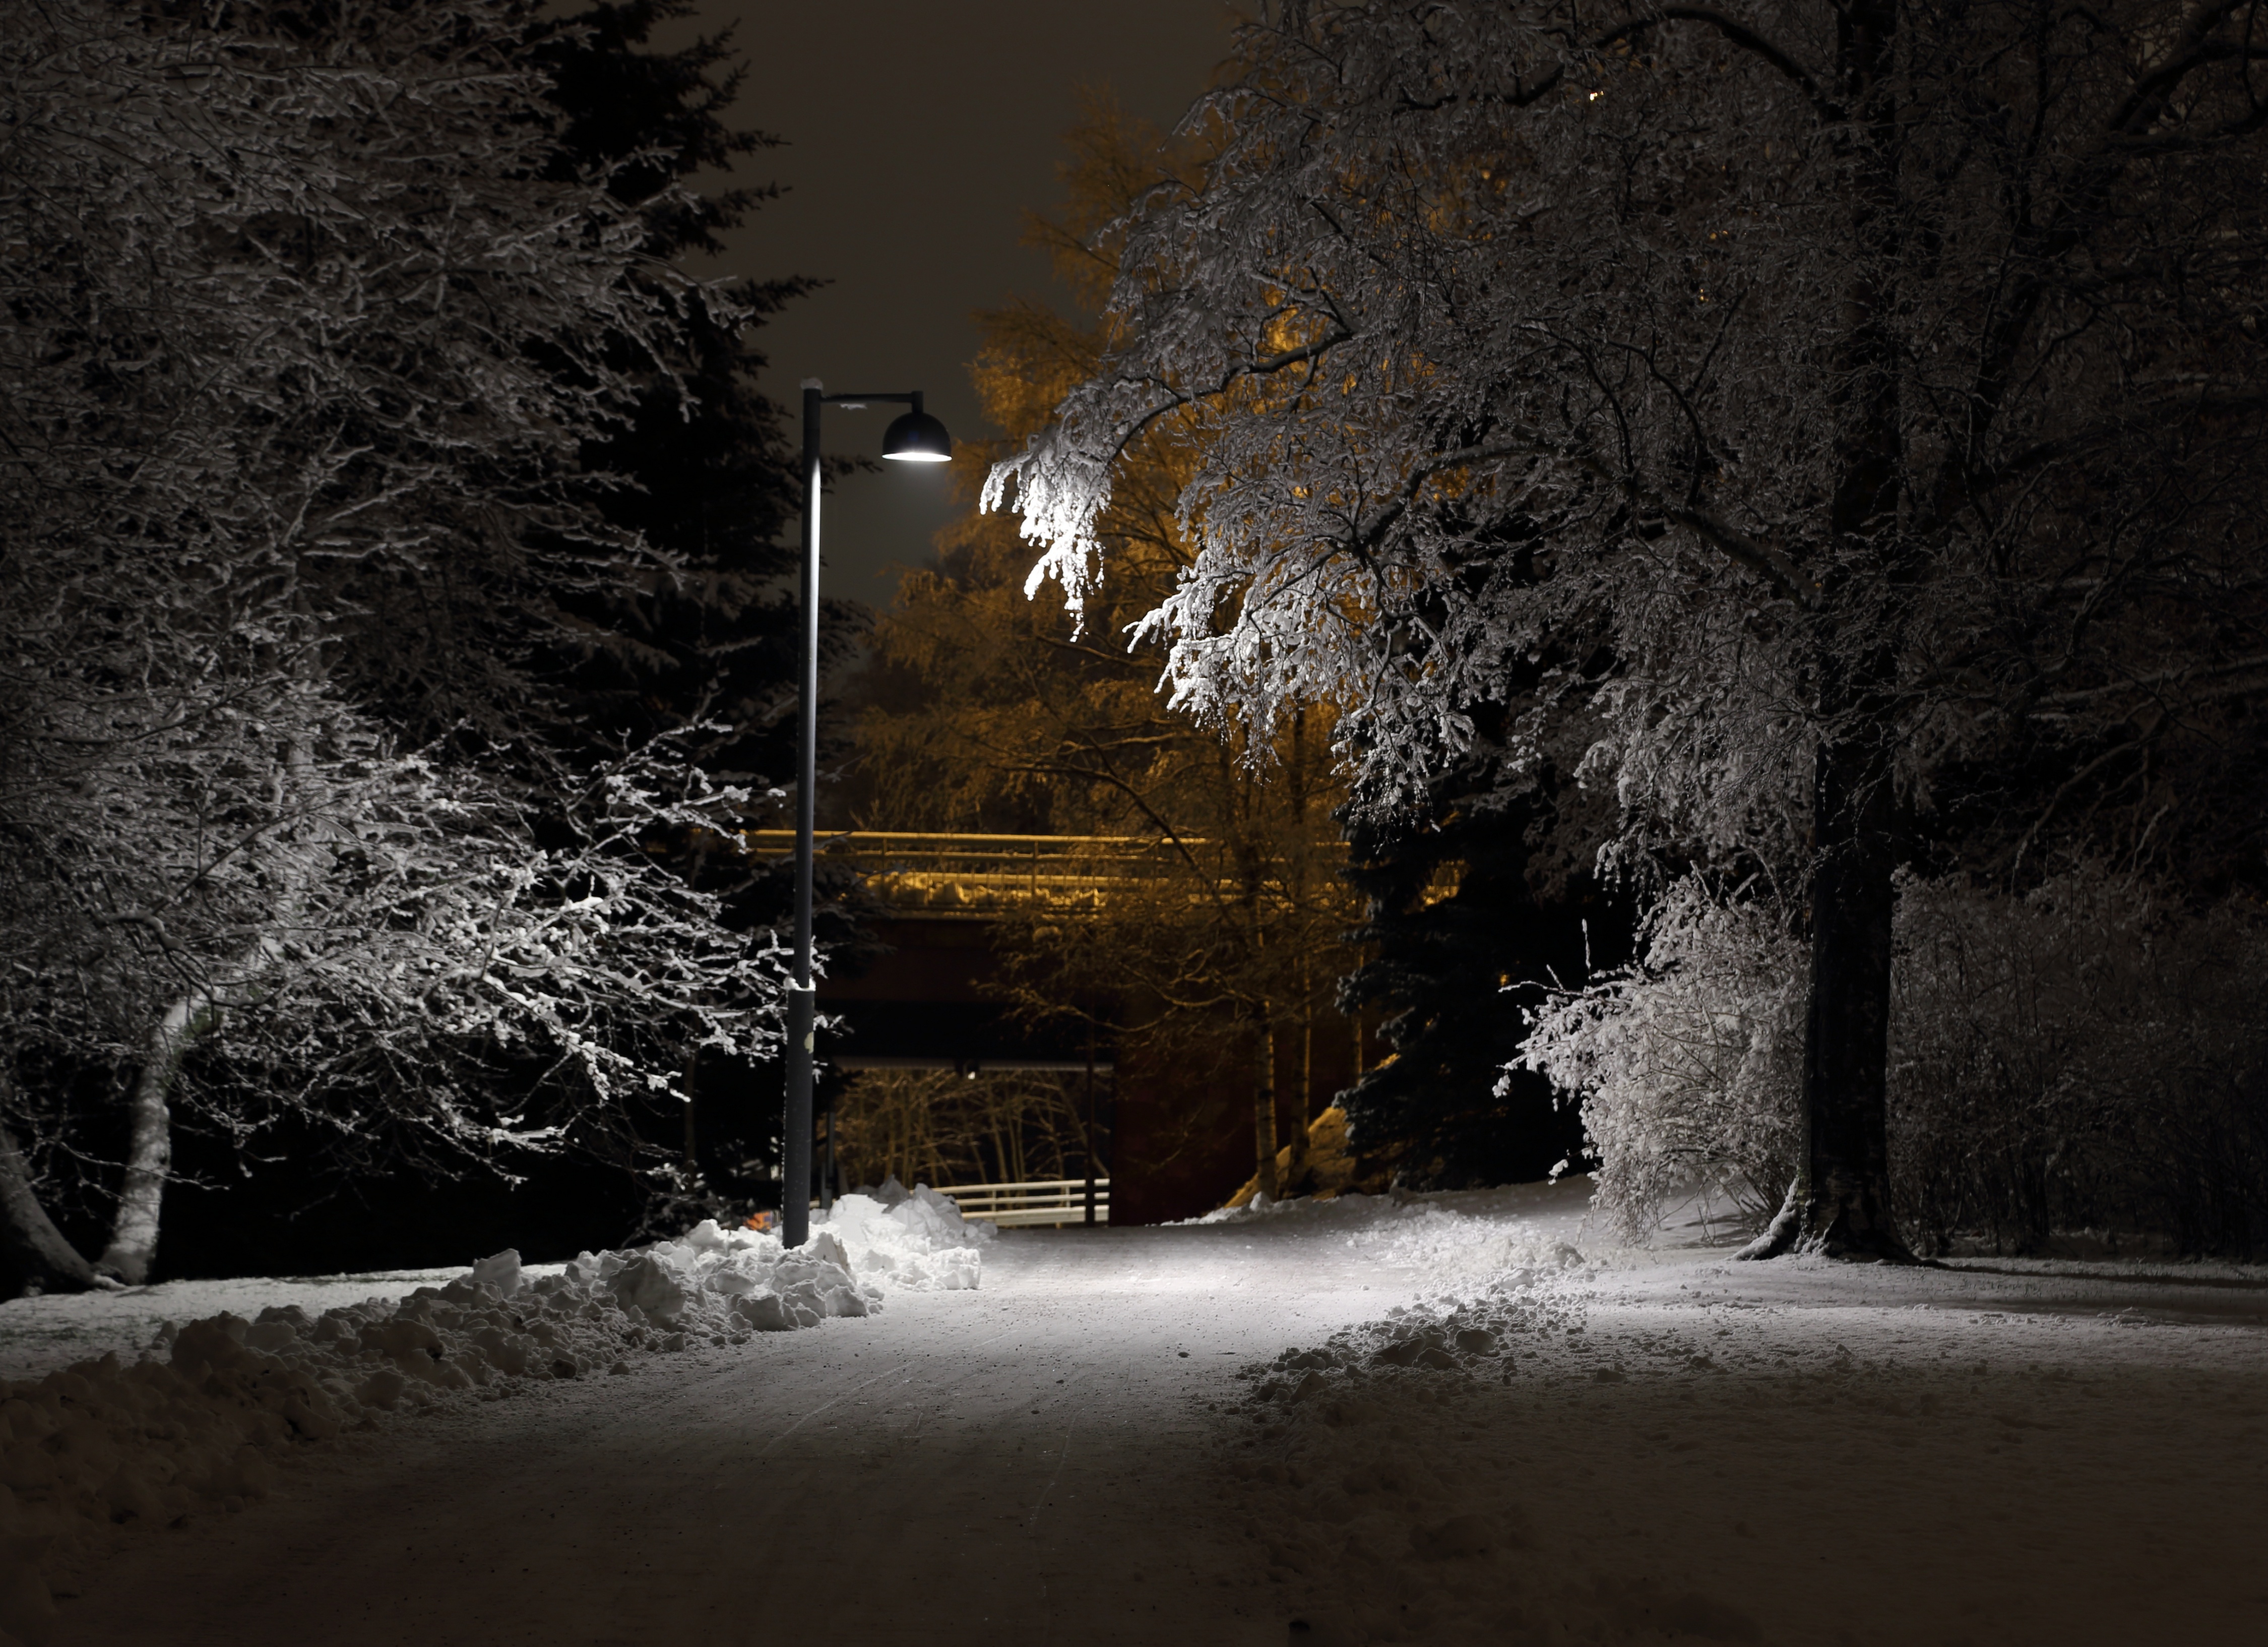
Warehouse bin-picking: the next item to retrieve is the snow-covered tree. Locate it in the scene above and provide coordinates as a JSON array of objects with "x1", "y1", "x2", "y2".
[
  {"x1": 0, "y1": 0, "x2": 788, "y2": 1290},
  {"x1": 987, "y1": 0, "x2": 2268, "y2": 1257},
  {"x1": 858, "y1": 105, "x2": 1360, "y2": 1200},
  {"x1": 1523, "y1": 875, "x2": 1807, "y2": 1240}
]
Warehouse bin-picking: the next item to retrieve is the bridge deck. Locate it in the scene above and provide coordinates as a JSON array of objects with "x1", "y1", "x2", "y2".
[{"x1": 739, "y1": 828, "x2": 1345, "y2": 914}]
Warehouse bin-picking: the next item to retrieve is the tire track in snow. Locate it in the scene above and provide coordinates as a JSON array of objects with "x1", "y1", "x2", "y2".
[{"x1": 754, "y1": 1357, "x2": 916, "y2": 1453}]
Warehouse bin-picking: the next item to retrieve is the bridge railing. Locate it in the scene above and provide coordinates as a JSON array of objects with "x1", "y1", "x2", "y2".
[
  {"x1": 740, "y1": 829, "x2": 1366, "y2": 916},
  {"x1": 935, "y1": 1177, "x2": 1110, "y2": 1227},
  {"x1": 740, "y1": 829, "x2": 1261, "y2": 915}
]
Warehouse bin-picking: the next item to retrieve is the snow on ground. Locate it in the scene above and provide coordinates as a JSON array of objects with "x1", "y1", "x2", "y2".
[
  {"x1": 10, "y1": 1179, "x2": 2266, "y2": 1645},
  {"x1": 1195, "y1": 1178, "x2": 1602, "y2": 1284},
  {"x1": 1207, "y1": 1184, "x2": 2268, "y2": 1644},
  {"x1": 0, "y1": 1183, "x2": 984, "y2": 1644}
]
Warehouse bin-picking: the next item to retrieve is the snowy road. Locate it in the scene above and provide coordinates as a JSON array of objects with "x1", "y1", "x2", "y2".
[{"x1": 30, "y1": 1188, "x2": 2268, "y2": 1646}]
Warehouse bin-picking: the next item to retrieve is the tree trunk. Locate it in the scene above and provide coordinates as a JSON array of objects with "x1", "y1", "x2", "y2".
[
  {"x1": 1740, "y1": 0, "x2": 1918, "y2": 1264},
  {"x1": 1253, "y1": 1009, "x2": 1279, "y2": 1200},
  {"x1": 0, "y1": 1115, "x2": 105, "y2": 1295},
  {"x1": 95, "y1": 984, "x2": 218, "y2": 1285},
  {"x1": 1281, "y1": 990, "x2": 1315, "y2": 1190},
  {"x1": 1082, "y1": 1027, "x2": 1099, "y2": 1226},
  {"x1": 1740, "y1": 731, "x2": 1914, "y2": 1261}
]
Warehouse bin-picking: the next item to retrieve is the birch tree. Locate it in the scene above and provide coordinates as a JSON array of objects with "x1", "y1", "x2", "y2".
[{"x1": 988, "y1": 0, "x2": 2268, "y2": 1258}]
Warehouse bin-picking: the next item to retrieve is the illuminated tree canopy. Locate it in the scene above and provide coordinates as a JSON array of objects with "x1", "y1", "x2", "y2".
[{"x1": 990, "y1": 0, "x2": 2268, "y2": 1255}]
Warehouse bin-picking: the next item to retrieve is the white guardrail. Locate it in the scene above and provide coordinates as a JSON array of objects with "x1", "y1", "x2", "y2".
[{"x1": 934, "y1": 1178, "x2": 1110, "y2": 1228}]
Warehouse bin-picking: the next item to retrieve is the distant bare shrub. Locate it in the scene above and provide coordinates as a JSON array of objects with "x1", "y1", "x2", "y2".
[
  {"x1": 1891, "y1": 873, "x2": 2268, "y2": 1255},
  {"x1": 832, "y1": 1069, "x2": 1098, "y2": 1193}
]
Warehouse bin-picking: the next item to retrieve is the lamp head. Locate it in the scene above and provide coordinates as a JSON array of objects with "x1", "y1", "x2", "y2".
[{"x1": 882, "y1": 391, "x2": 952, "y2": 462}]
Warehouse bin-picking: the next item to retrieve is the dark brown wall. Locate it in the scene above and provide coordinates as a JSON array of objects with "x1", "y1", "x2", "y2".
[
  {"x1": 818, "y1": 917, "x2": 1364, "y2": 1223},
  {"x1": 819, "y1": 917, "x2": 999, "y2": 1003},
  {"x1": 1110, "y1": 1007, "x2": 1363, "y2": 1225}
]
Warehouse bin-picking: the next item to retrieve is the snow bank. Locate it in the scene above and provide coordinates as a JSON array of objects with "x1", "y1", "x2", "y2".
[
  {"x1": 1214, "y1": 1216, "x2": 2268, "y2": 1645},
  {"x1": 808, "y1": 1181, "x2": 992, "y2": 1291},
  {"x1": 661, "y1": 1181, "x2": 994, "y2": 1297},
  {"x1": 1239, "y1": 1266, "x2": 1593, "y2": 1412},
  {"x1": 1184, "y1": 1178, "x2": 1608, "y2": 1291},
  {"x1": 1210, "y1": 1265, "x2": 1737, "y2": 1644},
  {"x1": 0, "y1": 1189, "x2": 988, "y2": 1643}
]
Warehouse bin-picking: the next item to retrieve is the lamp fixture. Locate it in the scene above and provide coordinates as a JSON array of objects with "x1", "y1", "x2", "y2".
[{"x1": 882, "y1": 392, "x2": 953, "y2": 462}]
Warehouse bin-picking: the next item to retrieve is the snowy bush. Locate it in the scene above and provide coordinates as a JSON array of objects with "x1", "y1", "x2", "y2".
[
  {"x1": 1891, "y1": 873, "x2": 2268, "y2": 1255},
  {"x1": 1521, "y1": 879, "x2": 1803, "y2": 1242},
  {"x1": 1526, "y1": 868, "x2": 2268, "y2": 1252}
]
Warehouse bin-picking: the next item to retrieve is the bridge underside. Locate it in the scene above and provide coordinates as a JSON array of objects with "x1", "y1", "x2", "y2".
[
  {"x1": 753, "y1": 836, "x2": 1368, "y2": 1224},
  {"x1": 817, "y1": 914, "x2": 1354, "y2": 1224},
  {"x1": 817, "y1": 917, "x2": 1094, "y2": 1063}
]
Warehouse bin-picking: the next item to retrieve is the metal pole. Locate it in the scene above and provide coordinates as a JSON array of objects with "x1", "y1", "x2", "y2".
[
  {"x1": 1082, "y1": 1024, "x2": 1097, "y2": 1227},
  {"x1": 783, "y1": 380, "x2": 823, "y2": 1248}
]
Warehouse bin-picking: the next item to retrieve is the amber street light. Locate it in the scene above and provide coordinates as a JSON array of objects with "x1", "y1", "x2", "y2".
[{"x1": 780, "y1": 380, "x2": 952, "y2": 1250}]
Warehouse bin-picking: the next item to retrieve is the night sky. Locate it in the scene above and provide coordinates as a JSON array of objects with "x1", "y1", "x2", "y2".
[{"x1": 651, "y1": 2, "x2": 1244, "y2": 601}]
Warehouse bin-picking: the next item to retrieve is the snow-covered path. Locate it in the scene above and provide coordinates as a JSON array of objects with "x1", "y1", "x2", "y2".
[
  {"x1": 41, "y1": 1223, "x2": 1412, "y2": 1646},
  {"x1": 24, "y1": 1186, "x2": 2268, "y2": 1646}
]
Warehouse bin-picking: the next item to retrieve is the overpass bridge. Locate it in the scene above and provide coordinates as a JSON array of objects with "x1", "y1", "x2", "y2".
[
  {"x1": 739, "y1": 829, "x2": 1185, "y2": 1072},
  {"x1": 745, "y1": 829, "x2": 1255, "y2": 915},
  {"x1": 737, "y1": 829, "x2": 1366, "y2": 1223}
]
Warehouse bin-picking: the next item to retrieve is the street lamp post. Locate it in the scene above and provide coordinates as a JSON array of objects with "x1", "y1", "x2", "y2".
[{"x1": 781, "y1": 379, "x2": 951, "y2": 1250}]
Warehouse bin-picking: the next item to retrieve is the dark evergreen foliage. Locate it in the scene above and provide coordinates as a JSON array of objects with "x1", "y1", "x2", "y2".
[
  {"x1": 524, "y1": 2, "x2": 857, "y2": 787},
  {"x1": 536, "y1": 0, "x2": 887, "y2": 982},
  {"x1": 1338, "y1": 756, "x2": 1622, "y2": 1190}
]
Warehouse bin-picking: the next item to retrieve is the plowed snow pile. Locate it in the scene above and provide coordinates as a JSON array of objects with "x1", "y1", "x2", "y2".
[
  {"x1": 1187, "y1": 1178, "x2": 1611, "y2": 1286},
  {"x1": 0, "y1": 1183, "x2": 984, "y2": 1638},
  {"x1": 812, "y1": 1181, "x2": 993, "y2": 1290}
]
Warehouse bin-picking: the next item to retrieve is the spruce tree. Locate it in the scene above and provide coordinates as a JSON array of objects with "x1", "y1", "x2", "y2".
[
  {"x1": 531, "y1": 2, "x2": 840, "y2": 788},
  {"x1": 531, "y1": 3, "x2": 885, "y2": 1221},
  {"x1": 1339, "y1": 748, "x2": 1614, "y2": 1190}
]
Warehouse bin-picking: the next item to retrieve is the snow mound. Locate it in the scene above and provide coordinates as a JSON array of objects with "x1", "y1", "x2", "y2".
[
  {"x1": 1181, "y1": 1179, "x2": 1602, "y2": 1291},
  {"x1": 568, "y1": 1226, "x2": 885, "y2": 1338},
  {"x1": 1348, "y1": 1208, "x2": 1596, "y2": 1284},
  {"x1": 675, "y1": 1183, "x2": 992, "y2": 1295},
  {"x1": 1235, "y1": 1270, "x2": 1592, "y2": 1418},
  {"x1": 814, "y1": 1188, "x2": 992, "y2": 1289},
  {"x1": 0, "y1": 1192, "x2": 989, "y2": 1636}
]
